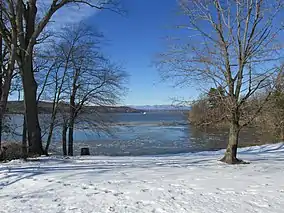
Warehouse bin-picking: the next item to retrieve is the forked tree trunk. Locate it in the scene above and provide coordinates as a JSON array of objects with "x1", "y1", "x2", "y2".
[
  {"x1": 21, "y1": 58, "x2": 43, "y2": 155},
  {"x1": 62, "y1": 123, "x2": 68, "y2": 156},
  {"x1": 220, "y1": 120, "x2": 243, "y2": 164}
]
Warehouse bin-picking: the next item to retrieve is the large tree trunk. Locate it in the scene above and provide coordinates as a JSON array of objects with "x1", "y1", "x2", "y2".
[
  {"x1": 220, "y1": 120, "x2": 243, "y2": 164},
  {"x1": 68, "y1": 118, "x2": 74, "y2": 156},
  {"x1": 21, "y1": 58, "x2": 43, "y2": 155},
  {"x1": 15, "y1": 0, "x2": 43, "y2": 156},
  {"x1": 62, "y1": 122, "x2": 68, "y2": 156}
]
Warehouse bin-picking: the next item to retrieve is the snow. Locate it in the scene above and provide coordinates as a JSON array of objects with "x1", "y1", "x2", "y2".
[{"x1": 1, "y1": 143, "x2": 284, "y2": 213}]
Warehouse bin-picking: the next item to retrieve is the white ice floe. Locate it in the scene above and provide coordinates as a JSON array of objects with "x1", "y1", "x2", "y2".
[{"x1": 1, "y1": 143, "x2": 284, "y2": 213}]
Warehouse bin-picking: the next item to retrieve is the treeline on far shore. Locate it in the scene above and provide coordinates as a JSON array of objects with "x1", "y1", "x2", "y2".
[
  {"x1": 188, "y1": 86, "x2": 284, "y2": 140},
  {"x1": 5, "y1": 101, "x2": 143, "y2": 114}
]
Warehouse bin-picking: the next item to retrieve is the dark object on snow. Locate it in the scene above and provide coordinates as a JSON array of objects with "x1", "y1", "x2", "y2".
[{"x1": 81, "y1": 148, "x2": 90, "y2": 156}]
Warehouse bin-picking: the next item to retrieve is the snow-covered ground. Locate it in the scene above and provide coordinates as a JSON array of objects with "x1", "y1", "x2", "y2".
[{"x1": 1, "y1": 143, "x2": 284, "y2": 213}]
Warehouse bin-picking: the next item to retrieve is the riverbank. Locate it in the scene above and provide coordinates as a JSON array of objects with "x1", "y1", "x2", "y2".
[{"x1": 1, "y1": 143, "x2": 284, "y2": 213}]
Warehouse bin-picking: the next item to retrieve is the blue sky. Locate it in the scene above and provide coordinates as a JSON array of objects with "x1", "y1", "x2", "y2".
[
  {"x1": 82, "y1": 0, "x2": 199, "y2": 106},
  {"x1": 11, "y1": 0, "x2": 199, "y2": 106}
]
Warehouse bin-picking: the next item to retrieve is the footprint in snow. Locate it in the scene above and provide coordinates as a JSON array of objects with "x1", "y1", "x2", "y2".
[
  {"x1": 68, "y1": 207, "x2": 78, "y2": 211},
  {"x1": 109, "y1": 206, "x2": 115, "y2": 212},
  {"x1": 249, "y1": 185, "x2": 261, "y2": 188},
  {"x1": 152, "y1": 208, "x2": 166, "y2": 213},
  {"x1": 245, "y1": 189, "x2": 258, "y2": 195},
  {"x1": 21, "y1": 199, "x2": 29, "y2": 203},
  {"x1": 216, "y1": 188, "x2": 236, "y2": 194},
  {"x1": 12, "y1": 195, "x2": 23, "y2": 199},
  {"x1": 248, "y1": 201, "x2": 270, "y2": 208},
  {"x1": 113, "y1": 192, "x2": 124, "y2": 196},
  {"x1": 63, "y1": 183, "x2": 71, "y2": 186}
]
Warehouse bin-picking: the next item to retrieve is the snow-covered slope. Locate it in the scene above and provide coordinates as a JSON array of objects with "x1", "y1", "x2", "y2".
[{"x1": 1, "y1": 143, "x2": 284, "y2": 213}]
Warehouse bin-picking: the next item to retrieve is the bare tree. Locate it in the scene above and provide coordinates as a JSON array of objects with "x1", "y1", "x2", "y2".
[
  {"x1": 0, "y1": 17, "x2": 17, "y2": 151},
  {"x1": 59, "y1": 24, "x2": 127, "y2": 156},
  {"x1": 157, "y1": 0, "x2": 284, "y2": 164},
  {"x1": 0, "y1": 0, "x2": 122, "y2": 155},
  {"x1": 36, "y1": 24, "x2": 127, "y2": 156},
  {"x1": 35, "y1": 41, "x2": 70, "y2": 155}
]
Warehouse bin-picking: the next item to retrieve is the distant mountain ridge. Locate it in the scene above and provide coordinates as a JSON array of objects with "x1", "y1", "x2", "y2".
[
  {"x1": 6, "y1": 101, "x2": 191, "y2": 114},
  {"x1": 130, "y1": 105, "x2": 191, "y2": 111}
]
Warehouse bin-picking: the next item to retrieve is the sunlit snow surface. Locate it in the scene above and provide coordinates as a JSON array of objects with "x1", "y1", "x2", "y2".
[{"x1": 1, "y1": 143, "x2": 284, "y2": 213}]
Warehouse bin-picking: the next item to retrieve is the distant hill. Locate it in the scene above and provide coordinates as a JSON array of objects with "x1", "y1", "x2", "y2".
[
  {"x1": 6, "y1": 101, "x2": 143, "y2": 114},
  {"x1": 130, "y1": 105, "x2": 191, "y2": 111}
]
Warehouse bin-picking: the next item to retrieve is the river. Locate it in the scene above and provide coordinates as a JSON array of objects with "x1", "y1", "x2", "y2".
[{"x1": 2, "y1": 112, "x2": 276, "y2": 156}]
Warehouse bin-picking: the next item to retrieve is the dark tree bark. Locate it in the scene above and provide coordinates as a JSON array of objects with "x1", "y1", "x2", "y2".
[
  {"x1": 62, "y1": 122, "x2": 68, "y2": 156},
  {"x1": 19, "y1": 2, "x2": 43, "y2": 155},
  {"x1": 68, "y1": 67, "x2": 79, "y2": 156},
  {"x1": 0, "y1": 19, "x2": 2, "y2": 150},
  {"x1": 68, "y1": 118, "x2": 74, "y2": 156},
  {"x1": 68, "y1": 90, "x2": 76, "y2": 156},
  {"x1": 21, "y1": 56, "x2": 43, "y2": 155}
]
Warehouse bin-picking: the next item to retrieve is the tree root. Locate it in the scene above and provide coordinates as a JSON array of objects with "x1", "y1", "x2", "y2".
[{"x1": 220, "y1": 156, "x2": 250, "y2": 164}]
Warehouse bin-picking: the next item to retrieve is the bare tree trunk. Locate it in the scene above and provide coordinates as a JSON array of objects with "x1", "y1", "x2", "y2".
[
  {"x1": 21, "y1": 57, "x2": 43, "y2": 155},
  {"x1": 22, "y1": 115, "x2": 27, "y2": 159},
  {"x1": 44, "y1": 113, "x2": 56, "y2": 155},
  {"x1": 0, "y1": 31, "x2": 2, "y2": 150},
  {"x1": 68, "y1": 73, "x2": 77, "y2": 156},
  {"x1": 68, "y1": 118, "x2": 74, "y2": 156},
  {"x1": 0, "y1": 74, "x2": 12, "y2": 144},
  {"x1": 0, "y1": 0, "x2": 3, "y2": 149},
  {"x1": 220, "y1": 120, "x2": 243, "y2": 164},
  {"x1": 62, "y1": 122, "x2": 68, "y2": 156}
]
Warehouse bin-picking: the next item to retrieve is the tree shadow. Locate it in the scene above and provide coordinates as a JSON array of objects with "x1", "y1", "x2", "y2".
[
  {"x1": 0, "y1": 156, "x2": 220, "y2": 188},
  {"x1": 2, "y1": 143, "x2": 283, "y2": 189}
]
